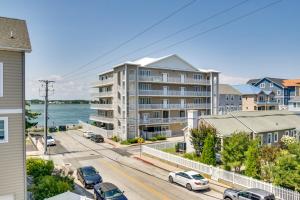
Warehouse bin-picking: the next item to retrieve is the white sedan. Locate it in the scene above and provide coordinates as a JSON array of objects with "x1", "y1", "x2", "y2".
[
  {"x1": 168, "y1": 171, "x2": 209, "y2": 191},
  {"x1": 83, "y1": 131, "x2": 94, "y2": 138}
]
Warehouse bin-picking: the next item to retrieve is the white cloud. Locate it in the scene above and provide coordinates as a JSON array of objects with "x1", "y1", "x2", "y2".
[
  {"x1": 26, "y1": 75, "x2": 92, "y2": 100},
  {"x1": 219, "y1": 74, "x2": 249, "y2": 85}
]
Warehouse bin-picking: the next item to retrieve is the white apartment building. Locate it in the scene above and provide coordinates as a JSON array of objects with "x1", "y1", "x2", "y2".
[{"x1": 90, "y1": 54, "x2": 219, "y2": 140}]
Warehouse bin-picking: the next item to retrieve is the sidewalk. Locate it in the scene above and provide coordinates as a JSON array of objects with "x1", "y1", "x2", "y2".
[{"x1": 132, "y1": 154, "x2": 230, "y2": 194}]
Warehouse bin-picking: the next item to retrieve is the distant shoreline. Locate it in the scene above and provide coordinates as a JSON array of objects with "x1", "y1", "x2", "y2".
[{"x1": 26, "y1": 99, "x2": 90, "y2": 105}]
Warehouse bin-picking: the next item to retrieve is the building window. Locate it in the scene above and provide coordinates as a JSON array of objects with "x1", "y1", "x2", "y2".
[
  {"x1": 154, "y1": 111, "x2": 159, "y2": 118},
  {"x1": 226, "y1": 95, "x2": 229, "y2": 101},
  {"x1": 260, "y1": 83, "x2": 265, "y2": 88},
  {"x1": 139, "y1": 83, "x2": 151, "y2": 90},
  {"x1": 118, "y1": 92, "x2": 121, "y2": 100},
  {"x1": 270, "y1": 83, "x2": 273, "y2": 87},
  {"x1": 139, "y1": 70, "x2": 151, "y2": 76},
  {"x1": 122, "y1": 81, "x2": 125, "y2": 90},
  {"x1": 277, "y1": 90, "x2": 281, "y2": 95},
  {"x1": 0, "y1": 117, "x2": 8, "y2": 143},
  {"x1": 231, "y1": 96, "x2": 234, "y2": 101},
  {"x1": 118, "y1": 120, "x2": 121, "y2": 127},
  {"x1": 117, "y1": 71, "x2": 121, "y2": 85},
  {"x1": 274, "y1": 132, "x2": 278, "y2": 143},
  {"x1": 139, "y1": 98, "x2": 151, "y2": 104},
  {"x1": 0, "y1": 63, "x2": 3, "y2": 97},
  {"x1": 118, "y1": 106, "x2": 121, "y2": 114},
  {"x1": 193, "y1": 74, "x2": 202, "y2": 80},
  {"x1": 277, "y1": 99, "x2": 281, "y2": 104},
  {"x1": 268, "y1": 133, "x2": 272, "y2": 144},
  {"x1": 285, "y1": 130, "x2": 289, "y2": 135}
]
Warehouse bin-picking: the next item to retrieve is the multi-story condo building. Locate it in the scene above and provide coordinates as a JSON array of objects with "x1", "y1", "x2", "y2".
[
  {"x1": 218, "y1": 84, "x2": 242, "y2": 115},
  {"x1": 232, "y1": 85, "x2": 278, "y2": 111},
  {"x1": 90, "y1": 54, "x2": 219, "y2": 140},
  {"x1": 0, "y1": 17, "x2": 31, "y2": 200}
]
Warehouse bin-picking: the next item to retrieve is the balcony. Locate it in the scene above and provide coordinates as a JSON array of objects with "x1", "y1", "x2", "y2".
[
  {"x1": 89, "y1": 115, "x2": 114, "y2": 123},
  {"x1": 91, "y1": 91, "x2": 113, "y2": 98},
  {"x1": 256, "y1": 100, "x2": 278, "y2": 105},
  {"x1": 90, "y1": 104, "x2": 113, "y2": 110},
  {"x1": 91, "y1": 78, "x2": 113, "y2": 87},
  {"x1": 136, "y1": 90, "x2": 210, "y2": 97},
  {"x1": 139, "y1": 75, "x2": 209, "y2": 85},
  {"x1": 138, "y1": 117, "x2": 187, "y2": 125},
  {"x1": 138, "y1": 103, "x2": 209, "y2": 110}
]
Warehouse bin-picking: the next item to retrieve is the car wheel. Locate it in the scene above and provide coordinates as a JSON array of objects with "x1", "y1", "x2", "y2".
[
  {"x1": 168, "y1": 176, "x2": 174, "y2": 183},
  {"x1": 186, "y1": 183, "x2": 192, "y2": 191},
  {"x1": 83, "y1": 181, "x2": 87, "y2": 188}
]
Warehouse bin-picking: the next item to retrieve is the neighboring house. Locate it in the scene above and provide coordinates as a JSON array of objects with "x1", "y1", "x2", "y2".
[
  {"x1": 0, "y1": 17, "x2": 31, "y2": 200},
  {"x1": 232, "y1": 85, "x2": 278, "y2": 111},
  {"x1": 284, "y1": 79, "x2": 300, "y2": 111},
  {"x1": 288, "y1": 96, "x2": 300, "y2": 112},
  {"x1": 218, "y1": 84, "x2": 242, "y2": 115},
  {"x1": 247, "y1": 77, "x2": 291, "y2": 110},
  {"x1": 184, "y1": 110, "x2": 300, "y2": 152},
  {"x1": 90, "y1": 54, "x2": 219, "y2": 140}
]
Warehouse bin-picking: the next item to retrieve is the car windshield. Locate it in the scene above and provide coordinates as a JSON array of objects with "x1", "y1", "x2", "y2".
[
  {"x1": 47, "y1": 136, "x2": 53, "y2": 139},
  {"x1": 191, "y1": 174, "x2": 205, "y2": 180},
  {"x1": 82, "y1": 167, "x2": 97, "y2": 177},
  {"x1": 104, "y1": 188, "x2": 123, "y2": 198}
]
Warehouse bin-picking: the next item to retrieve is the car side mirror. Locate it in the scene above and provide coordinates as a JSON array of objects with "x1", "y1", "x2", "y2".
[{"x1": 122, "y1": 191, "x2": 125, "y2": 194}]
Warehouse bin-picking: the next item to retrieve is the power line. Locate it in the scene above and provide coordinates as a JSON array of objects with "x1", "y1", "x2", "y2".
[
  {"x1": 60, "y1": 0, "x2": 249, "y2": 82},
  {"x1": 60, "y1": 0, "x2": 197, "y2": 79},
  {"x1": 60, "y1": 0, "x2": 282, "y2": 84}
]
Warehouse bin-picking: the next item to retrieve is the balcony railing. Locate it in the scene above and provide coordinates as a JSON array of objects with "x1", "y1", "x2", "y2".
[
  {"x1": 138, "y1": 117, "x2": 187, "y2": 125},
  {"x1": 139, "y1": 75, "x2": 209, "y2": 85},
  {"x1": 256, "y1": 101, "x2": 278, "y2": 105},
  {"x1": 137, "y1": 90, "x2": 210, "y2": 97},
  {"x1": 91, "y1": 78, "x2": 113, "y2": 87},
  {"x1": 138, "y1": 103, "x2": 209, "y2": 110},
  {"x1": 90, "y1": 104, "x2": 113, "y2": 110},
  {"x1": 89, "y1": 115, "x2": 114, "y2": 123},
  {"x1": 91, "y1": 91, "x2": 113, "y2": 98}
]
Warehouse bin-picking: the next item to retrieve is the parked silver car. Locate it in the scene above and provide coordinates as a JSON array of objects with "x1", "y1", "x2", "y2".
[{"x1": 223, "y1": 188, "x2": 275, "y2": 200}]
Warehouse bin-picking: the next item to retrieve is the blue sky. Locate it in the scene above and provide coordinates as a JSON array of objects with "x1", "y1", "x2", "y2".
[{"x1": 1, "y1": 0, "x2": 299, "y2": 99}]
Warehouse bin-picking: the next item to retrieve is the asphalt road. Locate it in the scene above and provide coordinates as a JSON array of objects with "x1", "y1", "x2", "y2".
[{"x1": 50, "y1": 130, "x2": 223, "y2": 200}]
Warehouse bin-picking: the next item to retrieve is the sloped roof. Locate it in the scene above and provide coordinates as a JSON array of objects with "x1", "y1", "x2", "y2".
[
  {"x1": 219, "y1": 84, "x2": 241, "y2": 95},
  {"x1": 283, "y1": 79, "x2": 300, "y2": 87},
  {"x1": 247, "y1": 77, "x2": 285, "y2": 87},
  {"x1": 45, "y1": 191, "x2": 92, "y2": 200},
  {"x1": 0, "y1": 17, "x2": 31, "y2": 52},
  {"x1": 232, "y1": 84, "x2": 261, "y2": 95}
]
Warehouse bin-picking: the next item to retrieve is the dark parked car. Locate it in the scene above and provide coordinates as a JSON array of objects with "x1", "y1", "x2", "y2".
[
  {"x1": 223, "y1": 188, "x2": 275, "y2": 200},
  {"x1": 94, "y1": 182, "x2": 127, "y2": 200},
  {"x1": 90, "y1": 134, "x2": 104, "y2": 143},
  {"x1": 77, "y1": 166, "x2": 102, "y2": 189}
]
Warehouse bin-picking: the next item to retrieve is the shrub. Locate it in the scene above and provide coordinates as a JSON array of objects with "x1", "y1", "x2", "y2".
[
  {"x1": 183, "y1": 152, "x2": 201, "y2": 162},
  {"x1": 120, "y1": 137, "x2": 144, "y2": 145},
  {"x1": 31, "y1": 175, "x2": 74, "y2": 200},
  {"x1": 200, "y1": 133, "x2": 216, "y2": 166},
  {"x1": 111, "y1": 136, "x2": 120, "y2": 142},
  {"x1": 245, "y1": 139, "x2": 261, "y2": 179},
  {"x1": 148, "y1": 137, "x2": 157, "y2": 142},
  {"x1": 26, "y1": 158, "x2": 54, "y2": 181},
  {"x1": 155, "y1": 135, "x2": 166, "y2": 140}
]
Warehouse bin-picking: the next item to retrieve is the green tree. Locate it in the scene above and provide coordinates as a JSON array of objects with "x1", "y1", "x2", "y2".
[
  {"x1": 271, "y1": 151, "x2": 300, "y2": 192},
  {"x1": 25, "y1": 102, "x2": 41, "y2": 130},
  {"x1": 200, "y1": 133, "x2": 216, "y2": 166},
  {"x1": 31, "y1": 175, "x2": 74, "y2": 200},
  {"x1": 190, "y1": 122, "x2": 216, "y2": 155},
  {"x1": 26, "y1": 158, "x2": 54, "y2": 181},
  {"x1": 245, "y1": 139, "x2": 261, "y2": 178},
  {"x1": 221, "y1": 132, "x2": 250, "y2": 172},
  {"x1": 260, "y1": 145, "x2": 281, "y2": 182}
]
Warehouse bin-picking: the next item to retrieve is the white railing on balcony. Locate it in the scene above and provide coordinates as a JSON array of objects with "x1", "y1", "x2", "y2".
[
  {"x1": 90, "y1": 104, "x2": 113, "y2": 110},
  {"x1": 89, "y1": 115, "x2": 114, "y2": 123},
  {"x1": 256, "y1": 101, "x2": 278, "y2": 105},
  {"x1": 91, "y1": 78, "x2": 113, "y2": 87},
  {"x1": 139, "y1": 75, "x2": 209, "y2": 85},
  {"x1": 139, "y1": 117, "x2": 187, "y2": 125},
  {"x1": 91, "y1": 91, "x2": 113, "y2": 97},
  {"x1": 137, "y1": 90, "x2": 210, "y2": 97},
  {"x1": 141, "y1": 130, "x2": 172, "y2": 139},
  {"x1": 138, "y1": 103, "x2": 209, "y2": 110}
]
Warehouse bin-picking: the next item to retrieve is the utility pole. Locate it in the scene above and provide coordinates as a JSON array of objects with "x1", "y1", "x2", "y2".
[{"x1": 39, "y1": 80, "x2": 55, "y2": 155}]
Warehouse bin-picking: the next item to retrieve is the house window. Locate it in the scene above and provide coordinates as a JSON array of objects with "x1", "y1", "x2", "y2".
[
  {"x1": 285, "y1": 130, "x2": 289, "y2": 135},
  {"x1": 277, "y1": 99, "x2": 281, "y2": 104},
  {"x1": 268, "y1": 133, "x2": 272, "y2": 144},
  {"x1": 0, "y1": 117, "x2": 8, "y2": 143},
  {"x1": 139, "y1": 83, "x2": 151, "y2": 90},
  {"x1": 260, "y1": 83, "x2": 265, "y2": 88},
  {"x1": 277, "y1": 90, "x2": 281, "y2": 95},
  {"x1": 139, "y1": 70, "x2": 151, "y2": 76},
  {"x1": 139, "y1": 98, "x2": 151, "y2": 104},
  {"x1": 274, "y1": 132, "x2": 278, "y2": 143},
  {"x1": 270, "y1": 83, "x2": 273, "y2": 87},
  {"x1": 193, "y1": 74, "x2": 202, "y2": 80},
  {"x1": 226, "y1": 95, "x2": 229, "y2": 101},
  {"x1": 0, "y1": 63, "x2": 3, "y2": 97},
  {"x1": 154, "y1": 111, "x2": 159, "y2": 118}
]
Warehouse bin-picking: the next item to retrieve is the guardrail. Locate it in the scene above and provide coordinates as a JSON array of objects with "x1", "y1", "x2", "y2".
[
  {"x1": 91, "y1": 91, "x2": 113, "y2": 97},
  {"x1": 142, "y1": 142, "x2": 300, "y2": 200},
  {"x1": 139, "y1": 117, "x2": 187, "y2": 125}
]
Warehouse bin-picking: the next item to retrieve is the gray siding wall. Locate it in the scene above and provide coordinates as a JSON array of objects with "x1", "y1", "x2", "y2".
[{"x1": 0, "y1": 50, "x2": 25, "y2": 200}]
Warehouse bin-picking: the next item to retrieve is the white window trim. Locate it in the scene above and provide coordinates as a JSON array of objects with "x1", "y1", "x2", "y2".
[
  {"x1": 0, "y1": 117, "x2": 8, "y2": 143},
  {"x1": 260, "y1": 83, "x2": 265, "y2": 88},
  {"x1": 270, "y1": 83, "x2": 273, "y2": 88},
  {"x1": 274, "y1": 132, "x2": 278, "y2": 143},
  {"x1": 277, "y1": 90, "x2": 281, "y2": 95},
  {"x1": 267, "y1": 133, "x2": 272, "y2": 144},
  {"x1": 0, "y1": 62, "x2": 3, "y2": 97}
]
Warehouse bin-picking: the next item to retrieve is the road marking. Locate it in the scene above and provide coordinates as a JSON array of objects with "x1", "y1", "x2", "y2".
[{"x1": 99, "y1": 159, "x2": 170, "y2": 200}]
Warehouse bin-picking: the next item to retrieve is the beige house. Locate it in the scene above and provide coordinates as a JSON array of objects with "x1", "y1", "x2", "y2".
[
  {"x1": 0, "y1": 17, "x2": 31, "y2": 200},
  {"x1": 90, "y1": 54, "x2": 219, "y2": 140}
]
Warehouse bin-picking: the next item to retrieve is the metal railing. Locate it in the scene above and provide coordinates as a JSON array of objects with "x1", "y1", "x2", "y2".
[
  {"x1": 89, "y1": 115, "x2": 114, "y2": 123},
  {"x1": 138, "y1": 103, "x2": 209, "y2": 110},
  {"x1": 256, "y1": 101, "x2": 278, "y2": 105},
  {"x1": 142, "y1": 143, "x2": 300, "y2": 200},
  {"x1": 91, "y1": 91, "x2": 113, "y2": 97},
  {"x1": 90, "y1": 104, "x2": 113, "y2": 110},
  {"x1": 139, "y1": 75, "x2": 209, "y2": 85},
  {"x1": 91, "y1": 78, "x2": 113, "y2": 87},
  {"x1": 137, "y1": 90, "x2": 210, "y2": 97},
  {"x1": 138, "y1": 117, "x2": 187, "y2": 125}
]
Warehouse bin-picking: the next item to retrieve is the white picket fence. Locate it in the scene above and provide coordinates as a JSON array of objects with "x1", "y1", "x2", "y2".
[{"x1": 142, "y1": 142, "x2": 300, "y2": 200}]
